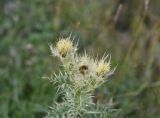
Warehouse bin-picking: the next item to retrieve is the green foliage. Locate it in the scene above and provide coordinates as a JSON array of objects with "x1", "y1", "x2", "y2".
[
  {"x1": 46, "y1": 69, "x2": 120, "y2": 118},
  {"x1": 0, "y1": 0, "x2": 160, "y2": 118}
]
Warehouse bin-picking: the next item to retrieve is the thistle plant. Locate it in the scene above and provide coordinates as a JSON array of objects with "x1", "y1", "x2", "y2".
[{"x1": 45, "y1": 36, "x2": 118, "y2": 118}]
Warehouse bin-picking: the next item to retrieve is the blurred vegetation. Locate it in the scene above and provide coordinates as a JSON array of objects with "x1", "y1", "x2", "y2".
[{"x1": 0, "y1": 0, "x2": 160, "y2": 118}]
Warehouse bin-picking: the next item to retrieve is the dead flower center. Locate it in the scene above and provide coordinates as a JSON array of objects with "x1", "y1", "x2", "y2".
[{"x1": 79, "y1": 65, "x2": 88, "y2": 75}]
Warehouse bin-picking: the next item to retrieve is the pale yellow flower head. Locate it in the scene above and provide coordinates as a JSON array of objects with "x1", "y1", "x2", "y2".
[
  {"x1": 96, "y1": 59, "x2": 110, "y2": 77},
  {"x1": 56, "y1": 38, "x2": 73, "y2": 57},
  {"x1": 77, "y1": 54, "x2": 97, "y2": 76}
]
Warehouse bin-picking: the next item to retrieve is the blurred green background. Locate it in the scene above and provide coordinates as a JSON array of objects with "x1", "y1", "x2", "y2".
[{"x1": 0, "y1": 0, "x2": 160, "y2": 118}]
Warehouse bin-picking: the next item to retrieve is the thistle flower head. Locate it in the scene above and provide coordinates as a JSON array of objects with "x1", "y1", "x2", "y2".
[
  {"x1": 50, "y1": 35, "x2": 114, "y2": 89},
  {"x1": 56, "y1": 38, "x2": 73, "y2": 57},
  {"x1": 96, "y1": 55, "x2": 111, "y2": 77},
  {"x1": 50, "y1": 37, "x2": 77, "y2": 59},
  {"x1": 77, "y1": 54, "x2": 96, "y2": 76}
]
